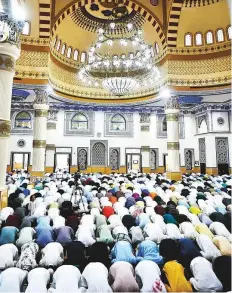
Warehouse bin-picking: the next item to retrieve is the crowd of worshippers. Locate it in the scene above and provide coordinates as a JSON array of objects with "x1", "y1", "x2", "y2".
[{"x1": 0, "y1": 171, "x2": 231, "y2": 292}]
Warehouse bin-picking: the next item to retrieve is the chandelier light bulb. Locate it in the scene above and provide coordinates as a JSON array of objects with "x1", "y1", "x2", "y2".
[
  {"x1": 96, "y1": 42, "x2": 101, "y2": 48},
  {"x1": 138, "y1": 30, "x2": 142, "y2": 35},
  {"x1": 107, "y1": 39, "x2": 113, "y2": 46},
  {"x1": 98, "y1": 28, "x2": 104, "y2": 34},
  {"x1": 94, "y1": 82, "x2": 99, "y2": 87},
  {"x1": 99, "y1": 35, "x2": 104, "y2": 41},
  {"x1": 110, "y1": 22, "x2": 116, "y2": 29},
  {"x1": 127, "y1": 23, "x2": 133, "y2": 30}
]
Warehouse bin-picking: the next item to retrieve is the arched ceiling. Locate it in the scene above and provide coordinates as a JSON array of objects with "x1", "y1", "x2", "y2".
[{"x1": 15, "y1": 0, "x2": 231, "y2": 103}]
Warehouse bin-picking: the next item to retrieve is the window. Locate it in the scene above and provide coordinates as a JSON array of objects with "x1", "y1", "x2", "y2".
[
  {"x1": 162, "y1": 117, "x2": 167, "y2": 132},
  {"x1": 110, "y1": 114, "x2": 126, "y2": 131},
  {"x1": 206, "y1": 31, "x2": 213, "y2": 44},
  {"x1": 15, "y1": 111, "x2": 32, "y2": 129},
  {"x1": 61, "y1": 43, "x2": 66, "y2": 55},
  {"x1": 81, "y1": 52, "x2": 86, "y2": 63},
  {"x1": 22, "y1": 21, "x2": 30, "y2": 35},
  {"x1": 53, "y1": 36, "x2": 57, "y2": 48},
  {"x1": 56, "y1": 40, "x2": 61, "y2": 51},
  {"x1": 67, "y1": 47, "x2": 72, "y2": 58},
  {"x1": 216, "y1": 29, "x2": 224, "y2": 42},
  {"x1": 74, "y1": 49, "x2": 79, "y2": 61},
  {"x1": 195, "y1": 33, "x2": 203, "y2": 46},
  {"x1": 71, "y1": 113, "x2": 88, "y2": 130},
  {"x1": 227, "y1": 26, "x2": 232, "y2": 40},
  {"x1": 185, "y1": 33, "x2": 192, "y2": 46},
  {"x1": 154, "y1": 42, "x2": 159, "y2": 54}
]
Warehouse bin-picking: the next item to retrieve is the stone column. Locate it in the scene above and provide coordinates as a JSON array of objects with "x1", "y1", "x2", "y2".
[
  {"x1": 45, "y1": 110, "x2": 58, "y2": 173},
  {"x1": 31, "y1": 90, "x2": 49, "y2": 178},
  {"x1": 0, "y1": 13, "x2": 23, "y2": 201},
  {"x1": 165, "y1": 96, "x2": 182, "y2": 181}
]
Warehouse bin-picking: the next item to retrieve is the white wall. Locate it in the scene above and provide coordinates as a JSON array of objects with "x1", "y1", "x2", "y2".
[{"x1": 8, "y1": 109, "x2": 232, "y2": 169}]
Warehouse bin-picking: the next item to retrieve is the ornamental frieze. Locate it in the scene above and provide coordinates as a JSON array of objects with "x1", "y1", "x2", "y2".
[
  {"x1": 166, "y1": 113, "x2": 179, "y2": 121},
  {"x1": 33, "y1": 140, "x2": 46, "y2": 148},
  {"x1": 35, "y1": 110, "x2": 48, "y2": 117},
  {"x1": 0, "y1": 120, "x2": 11, "y2": 138},
  {"x1": 0, "y1": 54, "x2": 16, "y2": 72},
  {"x1": 167, "y1": 142, "x2": 180, "y2": 150}
]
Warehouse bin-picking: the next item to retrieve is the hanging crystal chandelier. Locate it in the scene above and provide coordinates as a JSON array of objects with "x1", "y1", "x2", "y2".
[{"x1": 78, "y1": 5, "x2": 160, "y2": 96}]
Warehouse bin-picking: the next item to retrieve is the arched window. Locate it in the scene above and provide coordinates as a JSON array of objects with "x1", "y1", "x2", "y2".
[
  {"x1": 74, "y1": 49, "x2": 79, "y2": 61},
  {"x1": 206, "y1": 31, "x2": 213, "y2": 44},
  {"x1": 110, "y1": 114, "x2": 126, "y2": 131},
  {"x1": 227, "y1": 26, "x2": 232, "y2": 40},
  {"x1": 162, "y1": 117, "x2": 167, "y2": 132},
  {"x1": 71, "y1": 113, "x2": 88, "y2": 130},
  {"x1": 53, "y1": 36, "x2": 57, "y2": 48},
  {"x1": 56, "y1": 40, "x2": 61, "y2": 51},
  {"x1": 195, "y1": 32, "x2": 203, "y2": 46},
  {"x1": 81, "y1": 52, "x2": 86, "y2": 63},
  {"x1": 185, "y1": 33, "x2": 192, "y2": 46},
  {"x1": 22, "y1": 21, "x2": 30, "y2": 35},
  {"x1": 154, "y1": 42, "x2": 159, "y2": 54},
  {"x1": 216, "y1": 29, "x2": 224, "y2": 42},
  {"x1": 15, "y1": 111, "x2": 32, "y2": 129},
  {"x1": 61, "y1": 43, "x2": 66, "y2": 55},
  {"x1": 67, "y1": 47, "x2": 72, "y2": 58}
]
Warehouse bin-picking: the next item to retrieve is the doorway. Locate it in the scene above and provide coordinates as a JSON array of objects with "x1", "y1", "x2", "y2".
[
  {"x1": 11, "y1": 152, "x2": 30, "y2": 171},
  {"x1": 54, "y1": 153, "x2": 71, "y2": 172},
  {"x1": 126, "y1": 154, "x2": 142, "y2": 173},
  {"x1": 163, "y1": 154, "x2": 168, "y2": 172}
]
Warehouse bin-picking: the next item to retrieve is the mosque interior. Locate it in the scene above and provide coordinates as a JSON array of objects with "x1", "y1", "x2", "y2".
[{"x1": 0, "y1": 0, "x2": 231, "y2": 195}]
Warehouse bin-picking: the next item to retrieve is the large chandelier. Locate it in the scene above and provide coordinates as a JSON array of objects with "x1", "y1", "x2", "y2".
[{"x1": 78, "y1": 5, "x2": 160, "y2": 96}]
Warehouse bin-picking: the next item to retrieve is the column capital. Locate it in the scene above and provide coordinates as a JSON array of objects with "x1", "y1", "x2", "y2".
[
  {"x1": 0, "y1": 13, "x2": 24, "y2": 48},
  {"x1": 34, "y1": 90, "x2": 49, "y2": 105},
  {"x1": 165, "y1": 96, "x2": 180, "y2": 110}
]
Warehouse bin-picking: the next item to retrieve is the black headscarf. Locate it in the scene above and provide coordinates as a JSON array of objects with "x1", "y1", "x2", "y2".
[
  {"x1": 159, "y1": 239, "x2": 180, "y2": 262},
  {"x1": 64, "y1": 241, "x2": 87, "y2": 272},
  {"x1": 122, "y1": 215, "x2": 135, "y2": 230},
  {"x1": 89, "y1": 242, "x2": 111, "y2": 269},
  {"x1": 213, "y1": 256, "x2": 231, "y2": 292}
]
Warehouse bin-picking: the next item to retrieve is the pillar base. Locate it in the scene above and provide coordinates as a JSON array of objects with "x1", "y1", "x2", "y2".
[
  {"x1": 0, "y1": 188, "x2": 8, "y2": 209},
  {"x1": 166, "y1": 172, "x2": 182, "y2": 181}
]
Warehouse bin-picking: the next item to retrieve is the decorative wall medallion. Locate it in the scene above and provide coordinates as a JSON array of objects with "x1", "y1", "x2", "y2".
[
  {"x1": 33, "y1": 140, "x2": 46, "y2": 148},
  {"x1": 17, "y1": 139, "x2": 26, "y2": 148},
  {"x1": 140, "y1": 113, "x2": 151, "y2": 123},
  {"x1": 167, "y1": 142, "x2": 180, "y2": 150},
  {"x1": 97, "y1": 132, "x2": 101, "y2": 138},
  {"x1": 217, "y1": 117, "x2": 225, "y2": 125},
  {"x1": 34, "y1": 90, "x2": 48, "y2": 105},
  {"x1": 166, "y1": 113, "x2": 179, "y2": 121},
  {"x1": 0, "y1": 120, "x2": 11, "y2": 137},
  {"x1": 35, "y1": 110, "x2": 48, "y2": 117}
]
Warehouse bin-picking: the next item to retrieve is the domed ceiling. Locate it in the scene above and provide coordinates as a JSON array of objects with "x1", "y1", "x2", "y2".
[{"x1": 15, "y1": 0, "x2": 231, "y2": 103}]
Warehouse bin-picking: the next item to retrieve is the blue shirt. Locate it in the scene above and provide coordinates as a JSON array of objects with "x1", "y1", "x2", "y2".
[
  {"x1": 36, "y1": 216, "x2": 51, "y2": 228},
  {"x1": 111, "y1": 241, "x2": 139, "y2": 265},
  {"x1": 136, "y1": 240, "x2": 163, "y2": 265},
  {"x1": 36, "y1": 226, "x2": 54, "y2": 248},
  {"x1": 0, "y1": 226, "x2": 18, "y2": 245}
]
